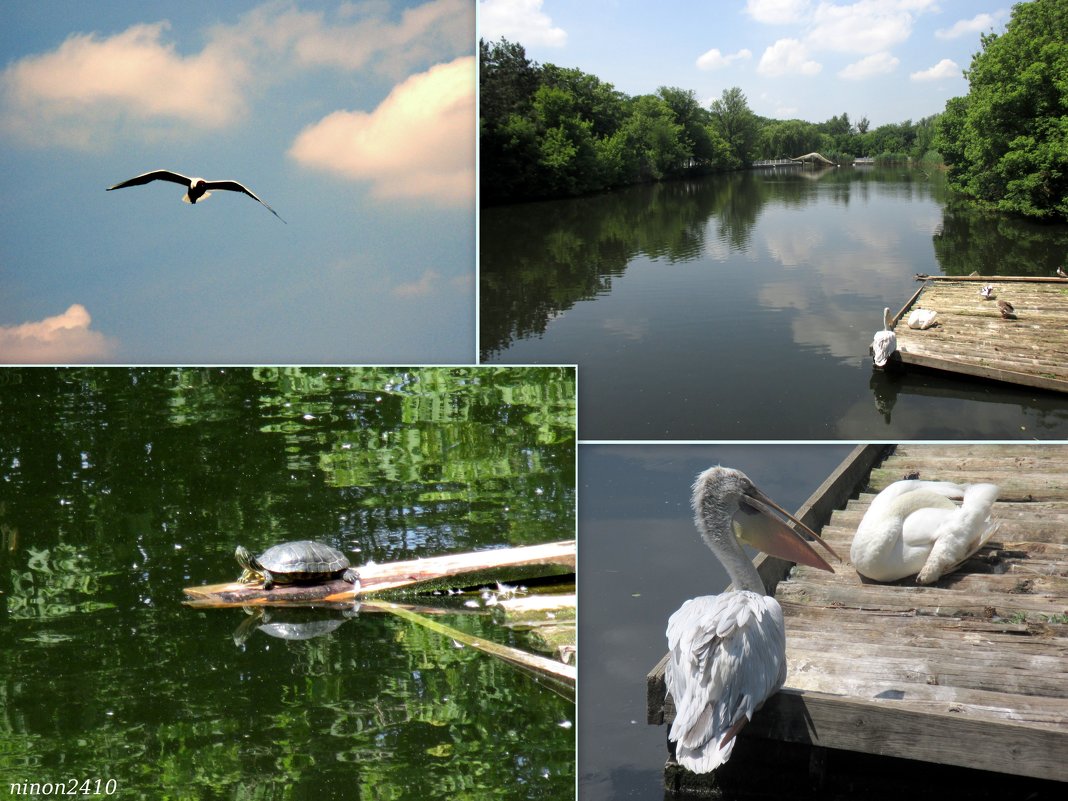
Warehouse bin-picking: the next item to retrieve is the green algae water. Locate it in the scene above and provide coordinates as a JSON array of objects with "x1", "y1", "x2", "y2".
[{"x1": 0, "y1": 366, "x2": 576, "y2": 800}]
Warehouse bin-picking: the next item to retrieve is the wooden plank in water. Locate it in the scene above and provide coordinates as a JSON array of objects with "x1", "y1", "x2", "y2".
[
  {"x1": 647, "y1": 445, "x2": 1068, "y2": 783},
  {"x1": 183, "y1": 540, "x2": 576, "y2": 607},
  {"x1": 886, "y1": 278, "x2": 1068, "y2": 393}
]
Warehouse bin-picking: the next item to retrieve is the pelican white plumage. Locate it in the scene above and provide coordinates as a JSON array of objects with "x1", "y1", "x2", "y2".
[
  {"x1": 851, "y1": 480, "x2": 1000, "y2": 584},
  {"x1": 107, "y1": 169, "x2": 285, "y2": 223},
  {"x1": 871, "y1": 307, "x2": 896, "y2": 367},
  {"x1": 665, "y1": 467, "x2": 840, "y2": 773},
  {"x1": 906, "y1": 308, "x2": 937, "y2": 330}
]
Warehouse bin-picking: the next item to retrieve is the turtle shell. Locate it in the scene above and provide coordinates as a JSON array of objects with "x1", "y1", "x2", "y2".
[{"x1": 256, "y1": 540, "x2": 351, "y2": 581}]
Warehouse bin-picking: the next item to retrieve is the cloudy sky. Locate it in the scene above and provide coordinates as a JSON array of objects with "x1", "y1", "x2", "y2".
[
  {"x1": 0, "y1": 0, "x2": 474, "y2": 364},
  {"x1": 479, "y1": 0, "x2": 1008, "y2": 126}
]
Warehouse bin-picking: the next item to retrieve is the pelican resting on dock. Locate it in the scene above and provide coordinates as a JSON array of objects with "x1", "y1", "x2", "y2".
[
  {"x1": 665, "y1": 467, "x2": 840, "y2": 774},
  {"x1": 998, "y1": 300, "x2": 1015, "y2": 319},
  {"x1": 870, "y1": 307, "x2": 896, "y2": 367},
  {"x1": 979, "y1": 284, "x2": 995, "y2": 300},
  {"x1": 107, "y1": 169, "x2": 285, "y2": 222},
  {"x1": 850, "y1": 480, "x2": 1000, "y2": 584},
  {"x1": 906, "y1": 308, "x2": 937, "y2": 330}
]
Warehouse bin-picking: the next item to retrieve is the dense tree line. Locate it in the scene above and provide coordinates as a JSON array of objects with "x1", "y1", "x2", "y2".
[
  {"x1": 935, "y1": 0, "x2": 1067, "y2": 221},
  {"x1": 481, "y1": 38, "x2": 939, "y2": 205}
]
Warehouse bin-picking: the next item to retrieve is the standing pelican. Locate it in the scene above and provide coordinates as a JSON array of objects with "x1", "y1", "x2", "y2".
[
  {"x1": 851, "y1": 480, "x2": 999, "y2": 584},
  {"x1": 107, "y1": 169, "x2": 285, "y2": 222},
  {"x1": 871, "y1": 307, "x2": 896, "y2": 367},
  {"x1": 665, "y1": 467, "x2": 840, "y2": 773}
]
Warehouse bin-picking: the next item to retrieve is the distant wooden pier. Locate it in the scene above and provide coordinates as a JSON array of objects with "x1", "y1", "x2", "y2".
[
  {"x1": 648, "y1": 444, "x2": 1068, "y2": 794},
  {"x1": 884, "y1": 276, "x2": 1068, "y2": 393}
]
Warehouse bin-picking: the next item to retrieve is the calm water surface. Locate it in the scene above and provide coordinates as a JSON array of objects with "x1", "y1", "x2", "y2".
[
  {"x1": 481, "y1": 168, "x2": 1068, "y2": 439},
  {"x1": 0, "y1": 367, "x2": 576, "y2": 800}
]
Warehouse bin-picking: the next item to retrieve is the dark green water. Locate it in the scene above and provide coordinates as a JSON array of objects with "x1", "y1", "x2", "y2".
[
  {"x1": 481, "y1": 167, "x2": 1068, "y2": 439},
  {"x1": 0, "y1": 367, "x2": 576, "y2": 800}
]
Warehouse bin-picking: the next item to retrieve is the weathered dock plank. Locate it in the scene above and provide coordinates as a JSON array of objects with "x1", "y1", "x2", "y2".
[
  {"x1": 648, "y1": 444, "x2": 1068, "y2": 787},
  {"x1": 885, "y1": 278, "x2": 1068, "y2": 392}
]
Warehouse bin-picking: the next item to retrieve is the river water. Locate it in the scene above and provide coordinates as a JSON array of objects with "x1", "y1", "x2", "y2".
[
  {"x1": 481, "y1": 167, "x2": 1068, "y2": 440},
  {"x1": 0, "y1": 366, "x2": 576, "y2": 800}
]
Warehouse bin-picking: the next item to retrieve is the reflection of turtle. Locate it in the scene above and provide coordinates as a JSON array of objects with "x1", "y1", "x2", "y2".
[
  {"x1": 232, "y1": 606, "x2": 360, "y2": 646},
  {"x1": 234, "y1": 541, "x2": 360, "y2": 590}
]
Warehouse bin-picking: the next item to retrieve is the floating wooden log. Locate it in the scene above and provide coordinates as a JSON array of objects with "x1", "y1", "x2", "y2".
[
  {"x1": 373, "y1": 601, "x2": 575, "y2": 700},
  {"x1": 495, "y1": 593, "x2": 577, "y2": 663},
  {"x1": 183, "y1": 540, "x2": 575, "y2": 608}
]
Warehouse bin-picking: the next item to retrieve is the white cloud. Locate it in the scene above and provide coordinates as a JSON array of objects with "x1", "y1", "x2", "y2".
[
  {"x1": 758, "y1": 39, "x2": 822, "y2": 76},
  {"x1": 289, "y1": 56, "x2": 474, "y2": 204},
  {"x1": 696, "y1": 48, "x2": 752, "y2": 70},
  {"x1": 935, "y1": 12, "x2": 1004, "y2": 40},
  {"x1": 910, "y1": 58, "x2": 960, "y2": 81},
  {"x1": 838, "y1": 51, "x2": 899, "y2": 80},
  {"x1": 0, "y1": 305, "x2": 118, "y2": 363},
  {"x1": 0, "y1": 21, "x2": 246, "y2": 148},
  {"x1": 212, "y1": 0, "x2": 471, "y2": 78},
  {"x1": 745, "y1": 0, "x2": 813, "y2": 24},
  {"x1": 806, "y1": 0, "x2": 916, "y2": 54},
  {"x1": 393, "y1": 270, "x2": 441, "y2": 297},
  {"x1": 479, "y1": 0, "x2": 567, "y2": 47},
  {"x1": 0, "y1": 1, "x2": 473, "y2": 149}
]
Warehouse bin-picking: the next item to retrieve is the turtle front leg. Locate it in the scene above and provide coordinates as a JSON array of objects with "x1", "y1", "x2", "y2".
[
  {"x1": 261, "y1": 570, "x2": 275, "y2": 590},
  {"x1": 342, "y1": 568, "x2": 360, "y2": 587}
]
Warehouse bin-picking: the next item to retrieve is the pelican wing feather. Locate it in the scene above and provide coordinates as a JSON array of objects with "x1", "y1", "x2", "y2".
[{"x1": 666, "y1": 590, "x2": 786, "y2": 773}]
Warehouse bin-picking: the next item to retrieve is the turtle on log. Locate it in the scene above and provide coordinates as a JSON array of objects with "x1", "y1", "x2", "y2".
[{"x1": 234, "y1": 540, "x2": 360, "y2": 590}]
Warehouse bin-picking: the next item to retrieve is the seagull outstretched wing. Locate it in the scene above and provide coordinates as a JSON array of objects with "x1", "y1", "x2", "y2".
[
  {"x1": 203, "y1": 179, "x2": 286, "y2": 223},
  {"x1": 107, "y1": 170, "x2": 193, "y2": 191}
]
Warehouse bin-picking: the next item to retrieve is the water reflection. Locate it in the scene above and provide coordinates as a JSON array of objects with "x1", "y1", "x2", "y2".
[
  {"x1": 0, "y1": 367, "x2": 576, "y2": 800},
  {"x1": 482, "y1": 167, "x2": 1068, "y2": 439}
]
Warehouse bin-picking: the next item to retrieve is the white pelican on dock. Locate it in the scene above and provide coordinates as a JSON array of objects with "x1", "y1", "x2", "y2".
[
  {"x1": 665, "y1": 467, "x2": 840, "y2": 773},
  {"x1": 850, "y1": 480, "x2": 1000, "y2": 584},
  {"x1": 871, "y1": 307, "x2": 896, "y2": 367},
  {"x1": 107, "y1": 169, "x2": 285, "y2": 222},
  {"x1": 906, "y1": 308, "x2": 937, "y2": 330}
]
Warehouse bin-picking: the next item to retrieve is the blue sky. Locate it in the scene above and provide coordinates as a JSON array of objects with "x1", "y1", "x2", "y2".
[
  {"x1": 0, "y1": 0, "x2": 474, "y2": 364},
  {"x1": 478, "y1": 0, "x2": 1010, "y2": 127}
]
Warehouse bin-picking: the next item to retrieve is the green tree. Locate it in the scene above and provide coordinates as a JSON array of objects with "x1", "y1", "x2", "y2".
[
  {"x1": 935, "y1": 0, "x2": 1068, "y2": 220},
  {"x1": 709, "y1": 87, "x2": 759, "y2": 166},
  {"x1": 609, "y1": 95, "x2": 687, "y2": 180}
]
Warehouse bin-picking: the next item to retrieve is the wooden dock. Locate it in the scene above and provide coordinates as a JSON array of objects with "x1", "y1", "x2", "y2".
[
  {"x1": 885, "y1": 276, "x2": 1068, "y2": 393},
  {"x1": 648, "y1": 444, "x2": 1068, "y2": 793}
]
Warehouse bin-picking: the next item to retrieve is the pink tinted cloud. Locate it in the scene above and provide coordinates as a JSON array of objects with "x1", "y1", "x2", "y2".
[
  {"x1": 1, "y1": 22, "x2": 246, "y2": 148},
  {"x1": 288, "y1": 56, "x2": 474, "y2": 204},
  {"x1": 0, "y1": 304, "x2": 118, "y2": 363}
]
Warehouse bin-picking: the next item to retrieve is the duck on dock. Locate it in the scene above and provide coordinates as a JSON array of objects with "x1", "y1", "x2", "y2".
[
  {"x1": 665, "y1": 467, "x2": 839, "y2": 773},
  {"x1": 998, "y1": 300, "x2": 1016, "y2": 319},
  {"x1": 850, "y1": 479, "x2": 1000, "y2": 584},
  {"x1": 870, "y1": 307, "x2": 897, "y2": 367},
  {"x1": 979, "y1": 284, "x2": 995, "y2": 300},
  {"x1": 1057, "y1": 265, "x2": 1067, "y2": 278}
]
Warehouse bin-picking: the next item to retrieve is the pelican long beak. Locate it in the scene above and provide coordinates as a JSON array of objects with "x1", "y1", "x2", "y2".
[{"x1": 734, "y1": 487, "x2": 841, "y2": 571}]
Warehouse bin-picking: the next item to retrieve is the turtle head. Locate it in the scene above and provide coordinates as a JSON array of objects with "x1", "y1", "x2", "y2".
[{"x1": 234, "y1": 545, "x2": 261, "y2": 574}]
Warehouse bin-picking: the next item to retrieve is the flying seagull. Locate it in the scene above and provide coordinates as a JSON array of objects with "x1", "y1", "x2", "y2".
[{"x1": 107, "y1": 170, "x2": 285, "y2": 223}]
